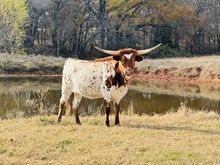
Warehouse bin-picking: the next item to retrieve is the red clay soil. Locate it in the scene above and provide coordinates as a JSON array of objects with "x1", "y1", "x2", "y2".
[
  {"x1": 132, "y1": 71, "x2": 220, "y2": 87},
  {"x1": 1, "y1": 70, "x2": 220, "y2": 87}
]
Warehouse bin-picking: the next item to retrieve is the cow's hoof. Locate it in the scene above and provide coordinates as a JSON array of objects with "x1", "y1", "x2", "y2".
[
  {"x1": 106, "y1": 121, "x2": 110, "y2": 127},
  {"x1": 76, "y1": 122, "x2": 82, "y2": 126}
]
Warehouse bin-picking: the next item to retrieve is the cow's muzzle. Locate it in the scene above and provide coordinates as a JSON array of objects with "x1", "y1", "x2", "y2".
[{"x1": 125, "y1": 68, "x2": 133, "y2": 78}]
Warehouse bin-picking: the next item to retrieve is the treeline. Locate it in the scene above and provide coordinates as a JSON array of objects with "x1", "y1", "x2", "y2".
[{"x1": 0, "y1": 0, "x2": 220, "y2": 58}]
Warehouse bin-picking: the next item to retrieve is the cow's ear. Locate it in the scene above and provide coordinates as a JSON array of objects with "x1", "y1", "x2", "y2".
[
  {"x1": 113, "y1": 55, "x2": 121, "y2": 61},
  {"x1": 135, "y1": 56, "x2": 143, "y2": 62}
]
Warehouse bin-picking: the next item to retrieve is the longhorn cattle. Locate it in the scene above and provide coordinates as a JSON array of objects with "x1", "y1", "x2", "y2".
[{"x1": 58, "y1": 44, "x2": 161, "y2": 126}]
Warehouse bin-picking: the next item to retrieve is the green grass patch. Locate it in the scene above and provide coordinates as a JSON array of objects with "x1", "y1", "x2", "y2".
[{"x1": 160, "y1": 151, "x2": 202, "y2": 162}]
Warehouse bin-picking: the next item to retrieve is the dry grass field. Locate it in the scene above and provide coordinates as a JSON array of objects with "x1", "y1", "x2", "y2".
[
  {"x1": 0, "y1": 106, "x2": 219, "y2": 165},
  {"x1": 0, "y1": 53, "x2": 65, "y2": 75}
]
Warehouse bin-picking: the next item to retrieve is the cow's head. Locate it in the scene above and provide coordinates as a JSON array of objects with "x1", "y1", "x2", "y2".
[{"x1": 94, "y1": 44, "x2": 161, "y2": 79}]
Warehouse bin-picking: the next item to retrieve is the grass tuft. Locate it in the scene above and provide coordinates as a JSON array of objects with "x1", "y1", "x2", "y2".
[{"x1": 39, "y1": 116, "x2": 57, "y2": 126}]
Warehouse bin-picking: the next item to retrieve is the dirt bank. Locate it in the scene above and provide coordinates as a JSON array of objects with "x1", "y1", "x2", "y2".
[
  {"x1": 0, "y1": 53, "x2": 65, "y2": 76},
  {"x1": 1, "y1": 53, "x2": 220, "y2": 86},
  {"x1": 134, "y1": 55, "x2": 220, "y2": 86}
]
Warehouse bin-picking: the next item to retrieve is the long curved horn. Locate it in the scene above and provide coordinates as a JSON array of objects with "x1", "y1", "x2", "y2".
[
  {"x1": 94, "y1": 46, "x2": 120, "y2": 56},
  {"x1": 137, "y1": 43, "x2": 162, "y2": 55}
]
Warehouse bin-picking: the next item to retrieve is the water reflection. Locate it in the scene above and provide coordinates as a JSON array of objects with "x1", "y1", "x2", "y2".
[
  {"x1": 0, "y1": 77, "x2": 220, "y2": 119},
  {"x1": 0, "y1": 77, "x2": 61, "y2": 119}
]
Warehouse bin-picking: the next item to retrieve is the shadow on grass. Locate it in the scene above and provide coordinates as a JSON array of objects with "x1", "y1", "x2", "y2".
[
  {"x1": 126, "y1": 124, "x2": 220, "y2": 135},
  {"x1": 38, "y1": 115, "x2": 220, "y2": 136}
]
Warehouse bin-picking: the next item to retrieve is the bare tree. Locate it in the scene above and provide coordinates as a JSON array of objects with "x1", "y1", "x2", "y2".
[{"x1": 21, "y1": 0, "x2": 220, "y2": 57}]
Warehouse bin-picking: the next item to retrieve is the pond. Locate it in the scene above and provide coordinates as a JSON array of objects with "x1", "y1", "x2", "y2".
[{"x1": 0, "y1": 77, "x2": 220, "y2": 119}]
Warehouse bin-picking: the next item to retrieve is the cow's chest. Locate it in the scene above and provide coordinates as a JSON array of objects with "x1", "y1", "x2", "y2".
[{"x1": 101, "y1": 85, "x2": 128, "y2": 103}]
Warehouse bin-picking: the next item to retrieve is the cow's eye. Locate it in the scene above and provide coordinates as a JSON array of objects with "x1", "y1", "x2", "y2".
[{"x1": 113, "y1": 56, "x2": 121, "y2": 61}]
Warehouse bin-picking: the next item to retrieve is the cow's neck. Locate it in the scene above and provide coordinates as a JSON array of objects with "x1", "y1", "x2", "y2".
[
  {"x1": 113, "y1": 70, "x2": 128, "y2": 87},
  {"x1": 105, "y1": 62, "x2": 128, "y2": 88}
]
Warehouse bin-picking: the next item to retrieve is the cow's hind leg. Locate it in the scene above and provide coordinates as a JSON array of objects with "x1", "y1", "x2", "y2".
[
  {"x1": 58, "y1": 99, "x2": 71, "y2": 124},
  {"x1": 58, "y1": 86, "x2": 72, "y2": 124},
  {"x1": 65, "y1": 99, "x2": 71, "y2": 116},
  {"x1": 58, "y1": 101, "x2": 65, "y2": 124},
  {"x1": 72, "y1": 93, "x2": 82, "y2": 125}
]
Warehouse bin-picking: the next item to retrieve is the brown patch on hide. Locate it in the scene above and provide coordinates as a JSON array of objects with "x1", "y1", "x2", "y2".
[
  {"x1": 105, "y1": 62, "x2": 128, "y2": 88},
  {"x1": 94, "y1": 56, "x2": 114, "y2": 62},
  {"x1": 105, "y1": 76, "x2": 113, "y2": 88},
  {"x1": 119, "y1": 48, "x2": 137, "y2": 54}
]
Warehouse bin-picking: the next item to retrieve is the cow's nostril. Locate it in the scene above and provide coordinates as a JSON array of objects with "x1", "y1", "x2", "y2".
[{"x1": 125, "y1": 70, "x2": 132, "y2": 76}]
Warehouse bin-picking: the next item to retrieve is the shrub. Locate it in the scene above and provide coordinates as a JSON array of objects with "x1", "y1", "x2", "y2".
[{"x1": 148, "y1": 44, "x2": 192, "y2": 59}]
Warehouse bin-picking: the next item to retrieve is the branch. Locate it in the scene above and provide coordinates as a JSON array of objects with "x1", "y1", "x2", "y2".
[
  {"x1": 82, "y1": 0, "x2": 98, "y2": 17},
  {"x1": 121, "y1": 1, "x2": 143, "y2": 22}
]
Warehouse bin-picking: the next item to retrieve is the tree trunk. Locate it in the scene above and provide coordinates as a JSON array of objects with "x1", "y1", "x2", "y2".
[
  {"x1": 99, "y1": 0, "x2": 106, "y2": 48},
  {"x1": 24, "y1": 19, "x2": 39, "y2": 54},
  {"x1": 52, "y1": 12, "x2": 58, "y2": 56},
  {"x1": 217, "y1": 33, "x2": 220, "y2": 52},
  {"x1": 52, "y1": 30, "x2": 58, "y2": 56}
]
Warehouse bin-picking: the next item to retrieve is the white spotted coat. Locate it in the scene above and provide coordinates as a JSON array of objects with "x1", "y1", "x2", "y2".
[{"x1": 60, "y1": 58, "x2": 128, "y2": 104}]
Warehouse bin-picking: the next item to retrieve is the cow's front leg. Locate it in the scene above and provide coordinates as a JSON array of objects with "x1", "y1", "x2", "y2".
[
  {"x1": 115, "y1": 102, "x2": 120, "y2": 126},
  {"x1": 104, "y1": 100, "x2": 111, "y2": 127},
  {"x1": 74, "y1": 108, "x2": 81, "y2": 125},
  {"x1": 72, "y1": 93, "x2": 82, "y2": 125}
]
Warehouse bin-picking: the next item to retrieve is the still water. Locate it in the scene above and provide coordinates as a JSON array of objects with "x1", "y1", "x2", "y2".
[{"x1": 0, "y1": 77, "x2": 220, "y2": 119}]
